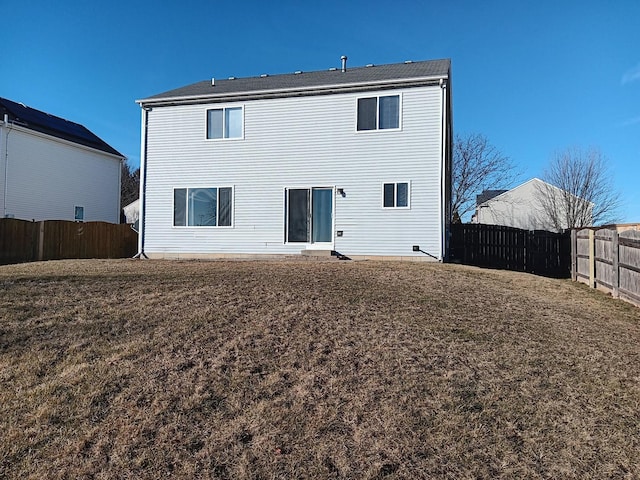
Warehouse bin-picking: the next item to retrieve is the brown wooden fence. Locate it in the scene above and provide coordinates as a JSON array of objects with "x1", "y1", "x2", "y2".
[
  {"x1": 573, "y1": 228, "x2": 640, "y2": 307},
  {"x1": 0, "y1": 218, "x2": 137, "y2": 265},
  {"x1": 449, "y1": 223, "x2": 571, "y2": 278}
]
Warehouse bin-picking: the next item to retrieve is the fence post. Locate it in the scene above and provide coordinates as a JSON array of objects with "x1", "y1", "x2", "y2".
[
  {"x1": 612, "y1": 230, "x2": 619, "y2": 298},
  {"x1": 571, "y1": 229, "x2": 577, "y2": 281},
  {"x1": 588, "y1": 229, "x2": 595, "y2": 288},
  {"x1": 38, "y1": 221, "x2": 45, "y2": 261}
]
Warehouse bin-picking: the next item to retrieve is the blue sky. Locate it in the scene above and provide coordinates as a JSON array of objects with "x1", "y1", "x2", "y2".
[{"x1": 3, "y1": 0, "x2": 639, "y2": 221}]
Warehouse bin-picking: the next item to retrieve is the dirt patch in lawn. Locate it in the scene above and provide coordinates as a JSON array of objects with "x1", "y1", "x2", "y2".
[{"x1": 1, "y1": 259, "x2": 639, "y2": 479}]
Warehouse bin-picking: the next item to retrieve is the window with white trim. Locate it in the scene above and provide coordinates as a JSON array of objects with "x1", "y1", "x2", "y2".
[
  {"x1": 383, "y1": 182, "x2": 409, "y2": 208},
  {"x1": 173, "y1": 187, "x2": 233, "y2": 226},
  {"x1": 206, "y1": 107, "x2": 243, "y2": 139},
  {"x1": 357, "y1": 95, "x2": 400, "y2": 131},
  {"x1": 74, "y1": 206, "x2": 84, "y2": 221}
]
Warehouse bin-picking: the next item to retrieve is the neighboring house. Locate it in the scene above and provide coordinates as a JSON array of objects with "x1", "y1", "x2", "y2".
[
  {"x1": 472, "y1": 178, "x2": 592, "y2": 231},
  {"x1": 0, "y1": 97, "x2": 124, "y2": 223},
  {"x1": 123, "y1": 198, "x2": 140, "y2": 232},
  {"x1": 136, "y1": 57, "x2": 452, "y2": 260},
  {"x1": 123, "y1": 198, "x2": 140, "y2": 225}
]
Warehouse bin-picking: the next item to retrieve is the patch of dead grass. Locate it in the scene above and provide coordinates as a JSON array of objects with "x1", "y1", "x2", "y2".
[{"x1": 1, "y1": 259, "x2": 639, "y2": 479}]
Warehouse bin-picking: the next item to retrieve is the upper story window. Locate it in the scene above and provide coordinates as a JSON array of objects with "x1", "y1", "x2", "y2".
[
  {"x1": 357, "y1": 95, "x2": 400, "y2": 131},
  {"x1": 207, "y1": 107, "x2": 243, "y2": 139},
  {"x1": 173, "y1": 187, "x2": 233, "y2": 227},
  {"x1": 383, "y1": 182, "x2": 409, "y2": 208}
]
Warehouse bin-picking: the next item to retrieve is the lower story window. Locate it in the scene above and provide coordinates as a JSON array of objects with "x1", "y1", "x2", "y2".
[
  {"x1": 383, "y1": 182, "x2": 409, "y2": 208},
  {"x1": 173, "y1": 187, "x2": 233, "y2": 226},
  {"x1": 74, "y1": 206, "x2": 84, "y2": 221}
]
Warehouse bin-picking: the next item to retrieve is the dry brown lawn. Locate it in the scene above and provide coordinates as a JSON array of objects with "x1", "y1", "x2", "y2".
[{"x1": 0, "y1": 259, "x2": 639, "y2": 479}]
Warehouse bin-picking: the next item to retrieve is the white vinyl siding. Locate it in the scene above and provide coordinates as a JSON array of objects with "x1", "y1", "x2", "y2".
[
  {"x1": 0, "y1": 127, "x2": 121, "y2": 222},
  {"x1": 143, "y1": 85, "x2": 444, "y2": 258}
]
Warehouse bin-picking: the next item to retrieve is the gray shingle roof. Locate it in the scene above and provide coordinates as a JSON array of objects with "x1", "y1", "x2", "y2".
[
  {"x1": 140, "y1": 58, "x2": 450, "y2": 104},
  {"x1": 476, "y1": 189, "x2": 509, "y2": 205}
]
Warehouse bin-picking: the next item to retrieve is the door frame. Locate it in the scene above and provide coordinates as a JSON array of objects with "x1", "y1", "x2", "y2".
[{"x1": 284, "y1": 186, "x2": 335, "y2": 249}]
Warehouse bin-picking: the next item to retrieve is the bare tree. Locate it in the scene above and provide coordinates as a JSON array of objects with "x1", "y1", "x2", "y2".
[
  {"x1": 121, "y1": 161, "x2": 140, "y2": 208},
  {"x1": 536, "y1": 147, "x2": 621, "y2": 229},
  {"x1": 452, "y1": 133, "x2": 518, "y2": 221}
]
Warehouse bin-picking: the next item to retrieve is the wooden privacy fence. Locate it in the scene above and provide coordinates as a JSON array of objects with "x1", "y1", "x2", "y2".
[
  {"x1": 573, "y1": 228, "x2": 640, "y2": 307},
  {"x1": 449, "y1": 223, "x2": 571, "y2": 278},
  {"x1": 0, "y1": 218, "x2": 138, "y2": 265}
]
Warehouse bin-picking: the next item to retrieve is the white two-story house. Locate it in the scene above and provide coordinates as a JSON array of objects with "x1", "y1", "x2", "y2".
[
  {"x1": 0, "y1": 97, "x2": 124, "y2": 223},
  {"x1": 136, "y1": 57, "x2": 452, "y2": 260}
]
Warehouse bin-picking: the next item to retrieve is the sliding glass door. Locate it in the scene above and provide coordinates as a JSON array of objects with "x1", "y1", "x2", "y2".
[{"x1": 286, "y1": 187, "x2": 333, "y2": 247}]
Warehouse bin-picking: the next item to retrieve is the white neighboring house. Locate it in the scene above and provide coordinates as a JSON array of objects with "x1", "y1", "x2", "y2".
[
  {"x1": 472, "y1": 178, "x2": 592, "y2": 231},
  {"x1": 123, "y1": 198, "x2": 140, "y2": 232},
  {"x1": 136, "y1": 58, "x2": 453, "y2": 260},
  {"x1": 0, "y1": 97, "x2": 124, "y2": 223},
  {"x1": 123, "y1": 199, "x2": 140, "y2": 225}
]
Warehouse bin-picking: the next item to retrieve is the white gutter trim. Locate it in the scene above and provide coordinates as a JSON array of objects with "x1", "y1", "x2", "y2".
[
  {"x1": 135, "y1": 107, "x2": 149, "y2": 258},
  {"x1": 136, "y1": 74, "x2": 448, "y2": 106},
  {"x1": 117, "y1": 158, "x2": 123, "y2": 222},
  {"x1": 2, "y1": 121, "x2": 9, "y2": 218},
  {"x1": 439, "y1": 79, "x2": 447, "y2": 261}
]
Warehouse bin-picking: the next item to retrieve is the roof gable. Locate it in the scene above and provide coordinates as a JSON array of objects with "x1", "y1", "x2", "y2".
[
  {"x1": 0, "y1": 97, "x2": 123, "y2": 157},
  {"x1": 477, "y1": 178, "x2": 591, "y2": 206},
  {"x1": 139, "y1": 58, "x2": 451, "y2": 105}
]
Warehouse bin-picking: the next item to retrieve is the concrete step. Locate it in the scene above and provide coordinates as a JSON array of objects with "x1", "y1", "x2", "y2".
[{"x1": 300, "y1": 249, "x2": 334, "y2": 257}]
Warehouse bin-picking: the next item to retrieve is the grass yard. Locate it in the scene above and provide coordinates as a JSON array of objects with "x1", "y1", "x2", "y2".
[{"x1": 0, "y1": 259, "x2": 639, "y2": 479}]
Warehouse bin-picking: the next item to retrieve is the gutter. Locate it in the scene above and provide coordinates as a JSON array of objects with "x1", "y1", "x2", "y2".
[
  {"x1": 137, "y1": 75, "x2": 448, "y2": 108},
  {"x1": 2, "y1": 114, "x2": 12, "y2": 218},
  {"x1": 439, "y1": 78, "x2": 447, "y2": 261},
  {"x1": 133, "y1": 107, "x2": 149, "y2": 259}
]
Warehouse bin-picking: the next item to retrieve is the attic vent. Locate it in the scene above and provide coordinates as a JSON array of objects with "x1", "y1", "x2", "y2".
[
  {"x1": 260, "y1": 74, "x2": 268, "y2": 78},
  {"x1": 366, "y1": 63, "x2": 374, "y2": 67},
  {"x1": 228, "y1": 76, "x2": 236, "y2": 80},
  {"x1": 404, "y1": 60, "x2": 413, "y2": 64},
  {"x1": 294, "y1": 70, "x2": 302, "y2": 74},
  {"x1": 329, "y1": 67, "x2": 337, "y2": 71}
]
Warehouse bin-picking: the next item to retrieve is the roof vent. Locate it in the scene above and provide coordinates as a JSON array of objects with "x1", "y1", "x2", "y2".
[
  {"x1": 404, "y1": 60, "x2": 413, "y2": 64},
  {"x1": 228, "y1": 76, "x2": 236, "y2": 80},
  {"x1": 294, "y1": 70, "x2": 302, "y2": 74},
  {"x1": 366, "y1": 63, "x2": 374, "y2": 67},
  {"x1": 329, "y1": 67, "x2": 337, "y2": 71},
  {"x1": 260, "y1": 74, "x2": 268, "y2": 78},
  {"x1": 341, "y1": 55, "x2": 348, "y2": 72},
  {"x1": 211, "y1": 78, "x2": 215, "y2": 86}
]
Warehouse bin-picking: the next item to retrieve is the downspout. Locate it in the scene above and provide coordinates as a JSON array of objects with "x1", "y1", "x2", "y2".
[
  {"x1": 439, "y1": 78, "x2": 447, "y2": 261},
  {"x1": 134, "y1": 106, "x2": 150, "y2": 258},
  {"x1": 117, "y1": 157, "x2": 123, "y2": 223},
  {"x1": 3, "y1": 113, "x2": 11, "y2": 218}
]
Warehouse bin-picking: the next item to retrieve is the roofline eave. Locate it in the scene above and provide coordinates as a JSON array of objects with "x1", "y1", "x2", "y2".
[
  {"x1": 5, "y1": 122, "x2": 125, "y2": 161},
  {"x1": 136, "y1": 74, "x2": 449, "y2": 107}
]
